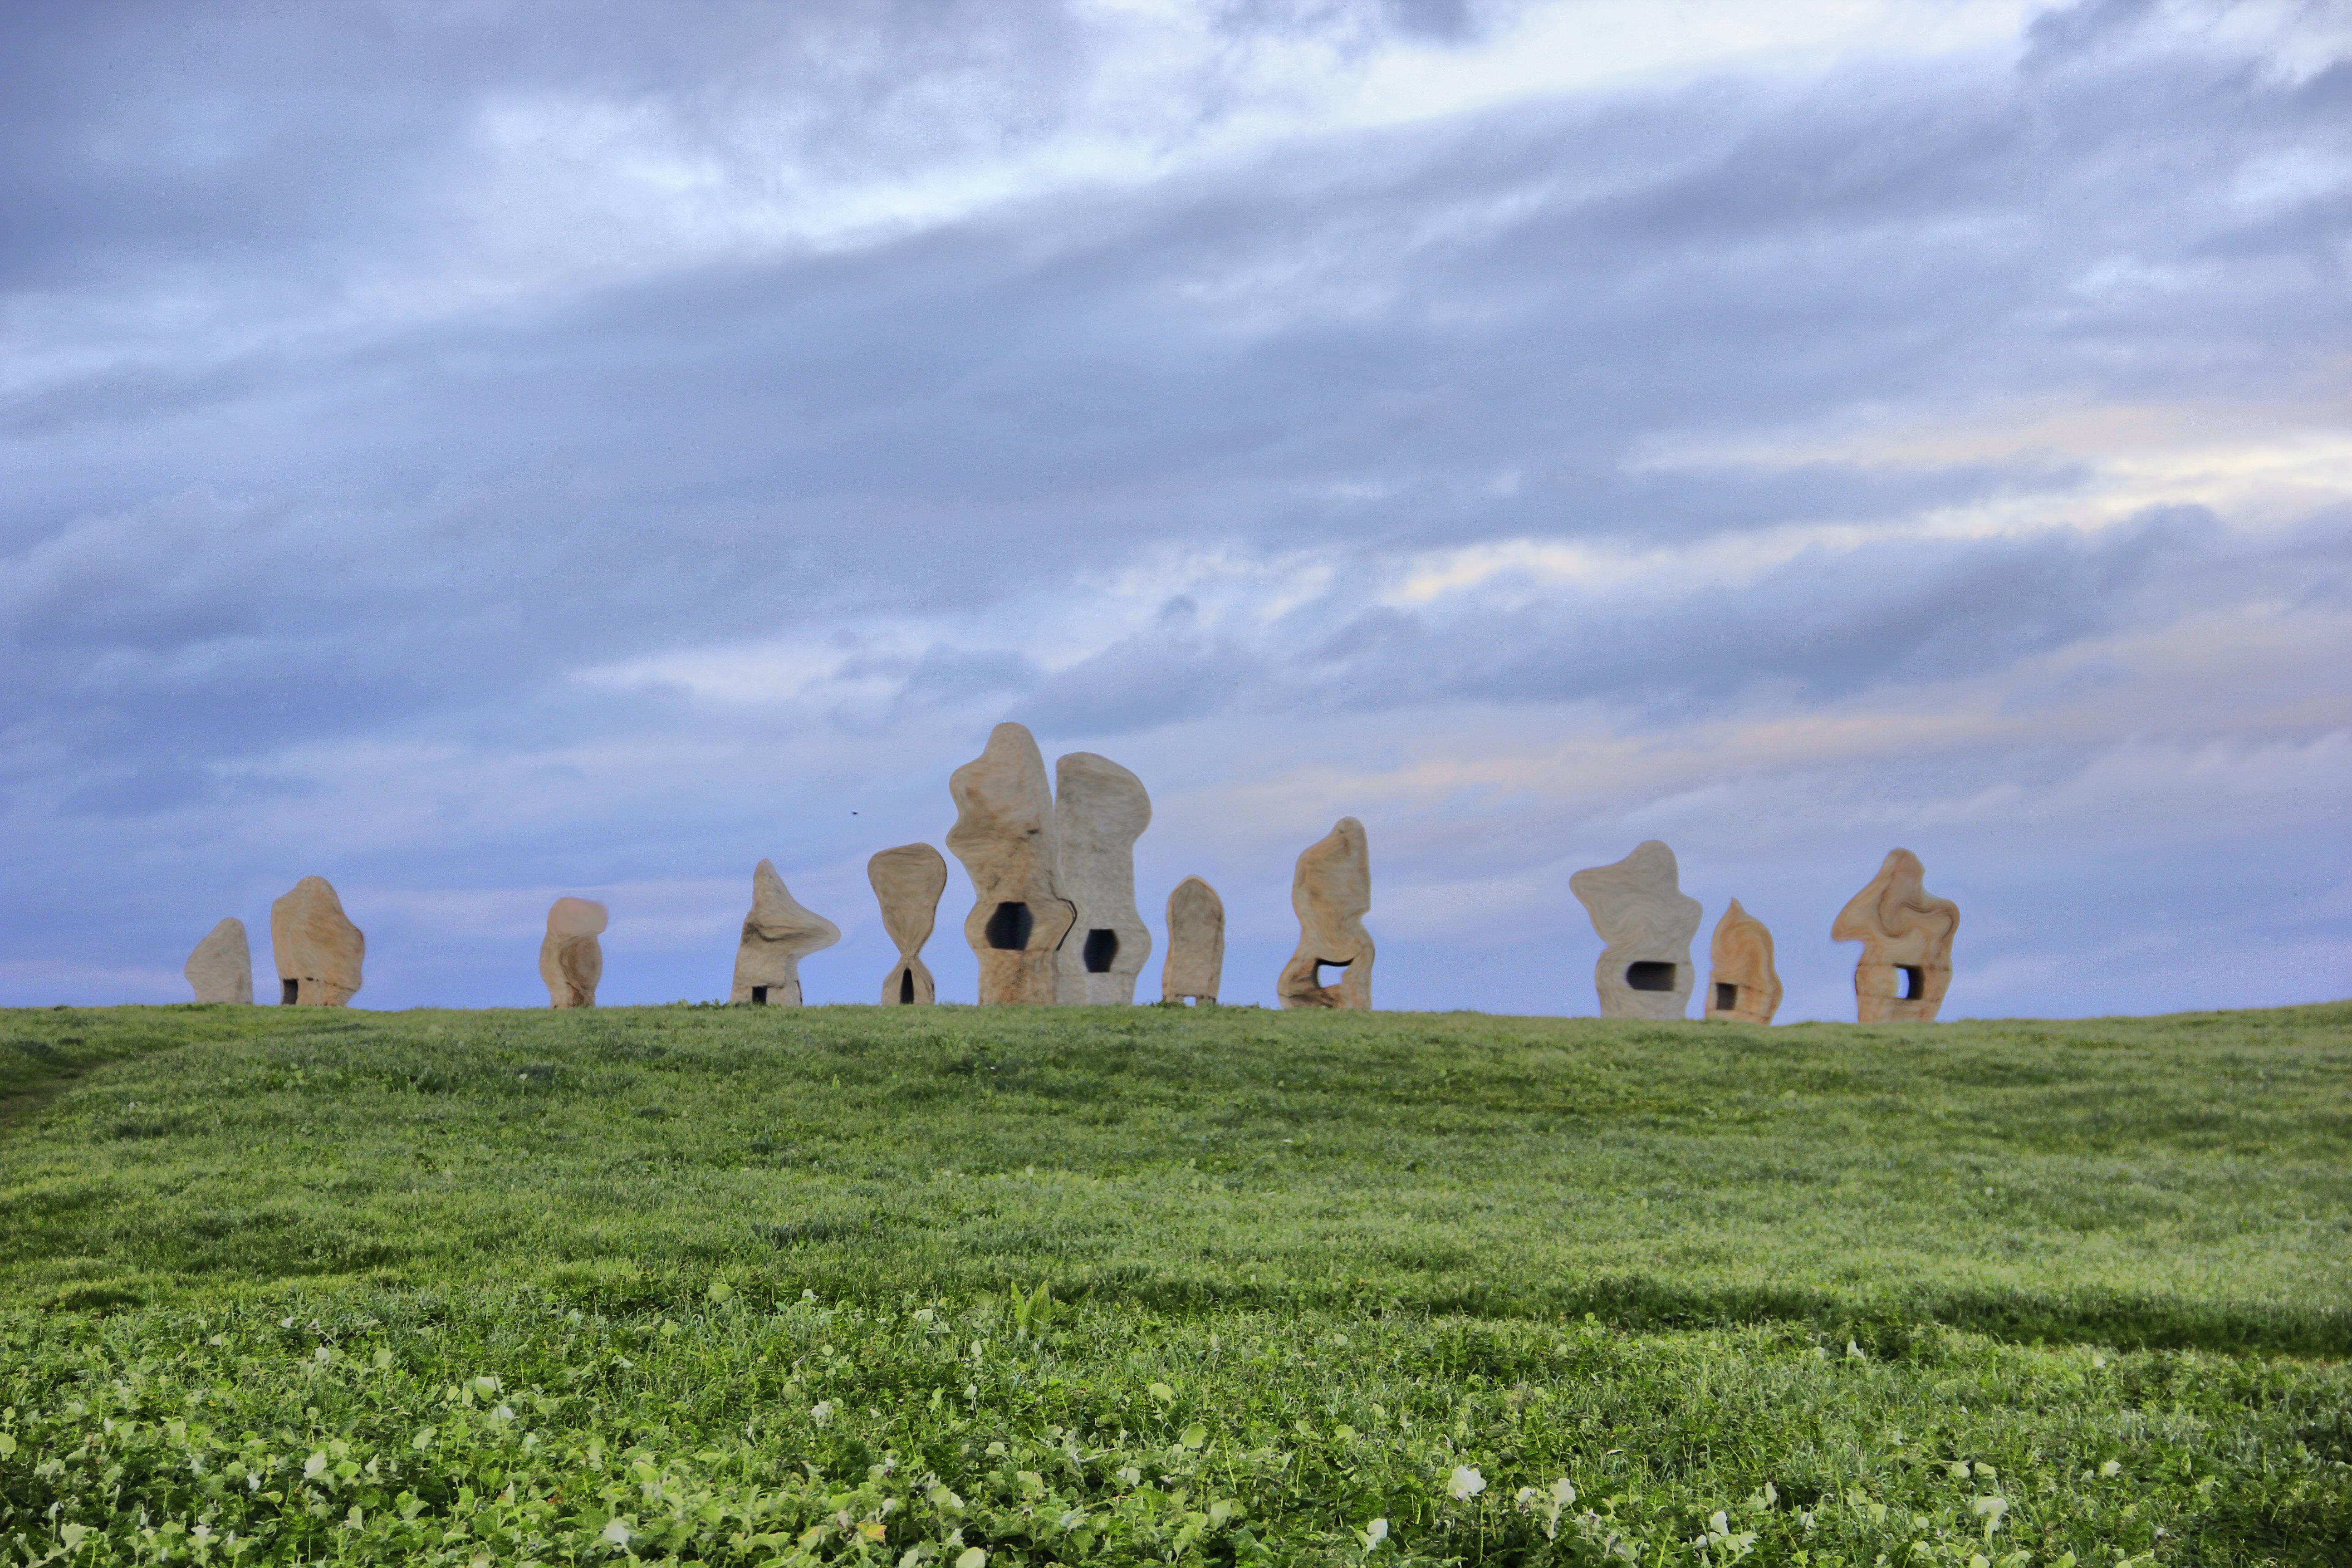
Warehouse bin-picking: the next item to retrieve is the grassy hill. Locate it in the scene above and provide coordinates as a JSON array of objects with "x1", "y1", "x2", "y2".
[{"x1": 0, "y1": 1001, "x2": 2346, "y2": 1564}]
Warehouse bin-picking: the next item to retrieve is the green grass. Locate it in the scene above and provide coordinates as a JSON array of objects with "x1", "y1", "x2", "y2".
[{"x1": 0, "y1": 1000, "x2": 2346, "y2": 1564}]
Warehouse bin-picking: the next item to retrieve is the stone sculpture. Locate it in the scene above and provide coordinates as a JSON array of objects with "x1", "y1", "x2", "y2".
[
  {"x1": 1569, "y1": 840, "x2": 1701, "y2": 1020},
  {"x1": 946, "y1": 722, "x2": 1077, "y2": 1004},
  {"x1": 1278, "y1": 818, "x2": 1374, "y2": 1009},
  {"x1": 540, "y1": 897, "x2": 608, "y2": 1009},
  {"x1": 1054, "y1": 752, "x2": 1154, "y2": 1005},
  {"x1": 1161, "y1": 876, "x2": 1225, "y2": 1005},
  {"x1": 270, "y1": 876, "x2": 364, "y2": 1006},
  {"x1": 185, "y1": 918, "x2": 252, "y2": 1004},
  {"x1": 869, "y1": 843, "x2": 948, "y2": 1005},
  {"x1": 1833, "y1": 848, "x2": 1959, "y2": 1022},
  {"x1": 730, "y1": 860, "x2": 838, "y2": 1006},
  {"x1": 1703, "y1": 899, "x2": 1781, "y2": 1024}
]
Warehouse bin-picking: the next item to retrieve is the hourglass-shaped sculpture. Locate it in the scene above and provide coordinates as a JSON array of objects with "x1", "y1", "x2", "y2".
[{"x1": 869, "y1": 843, "x2": 947, "y2": 1004}]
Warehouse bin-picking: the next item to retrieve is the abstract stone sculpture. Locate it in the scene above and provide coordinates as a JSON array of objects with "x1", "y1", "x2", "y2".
[
  {"x1": 1833, "y1": 848, "x2": 1959, "y2": 1022},
  {"x1": 185, "y1": 918, "x2": 253, "y2": 1004},
  {"x1": 1703, "y1": 899, "x2": 1781, "y2": 1024},
  {"x1": 730, "y1": 860, "x2": 838, "y2": 1006},
  {"x1": 1569, "y1": 840, "x2": 1701, "y2": 1020},
  {"x1": 1161, "y1": 876, "x2": 1225, "y2": 1005},
  {"x1": 946, "y1": 722, "x2": 1078, "y2": 1005},
  {"x1": 270, "y1": 876, "x2": 363, "y2": 1006},
  {"x1": 869, "y1": 843, "x2": 948, "y2": 1005},
  {"x1": 1054, "y1": 752, "x2": 1153, "y2": 1005},
  {"x1": 540, "y1": 897, "x2": 608, "y2": 1009},
  {"x1": 1278, "y1": 818, "x2": 1374, "y2": 1009}
]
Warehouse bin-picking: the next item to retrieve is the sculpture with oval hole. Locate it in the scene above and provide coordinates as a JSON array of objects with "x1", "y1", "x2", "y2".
[
  {"x1": 540, "y1": 897, "x2": 608, "y2": 1009},
  {"x1": 946, "y1": 722, "x2": 1077, "y2": 1004},
  {"x1": 270, "y1": 876, "x2": 364, "y2": 1007},
  {"x1": 1703, "y1": 898, "x2": 1781, "y2": 1025},
  {"x1": 730, "y1": 860, "x2": 838, "y2": 1006},
  {"x1": 869, "y1": 843, "x2": 947, "y2": 1005},
  {"x1": 1278, "y1": 818, "x2": 1374, "y2": 1009},
  {"x1": 185, "y1": 917, "x2": 253, "y2": 1004},
  {"x1": 1832, "y1": 848, "x2": 1959, "y2": 1023},
  {"x1": 1054, "y1": 752, "x2": 1153, "y2": 1005},
  {"x1": 1570, "y1": 841, "x2": 1701, "y2": 1020},
  {"x1": 1162, "y1": 876, "x2": 1225, "y2": 1006}
]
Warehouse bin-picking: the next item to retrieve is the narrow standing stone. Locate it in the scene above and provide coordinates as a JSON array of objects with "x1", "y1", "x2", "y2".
[
  {"x1": 1161, "y1": 876, "x2": 1224, "y2": 1005},
  {"x1": 541, "y1": 897, "x2": 608, "y2": 1008},
  {"x1": 185, "y1": 917, "x2": 253, "y2": 1004}
]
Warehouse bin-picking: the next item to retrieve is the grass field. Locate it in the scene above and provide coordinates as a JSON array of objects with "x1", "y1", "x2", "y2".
[{"x1": 0, "y1": 1000, "x2": 2345, "y2": 1565}]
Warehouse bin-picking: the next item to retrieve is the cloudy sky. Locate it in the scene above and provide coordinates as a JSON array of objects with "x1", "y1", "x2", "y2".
[{"x1": 3, "y1": 0, "x2": 2346, "y2": 1019}]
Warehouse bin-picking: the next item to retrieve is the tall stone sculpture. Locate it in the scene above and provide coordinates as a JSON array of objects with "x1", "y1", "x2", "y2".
[
  {"x1": 1278, "y1": 818, "x2": 1374, "y2": 1009},
  {"x1": 1569, "y1": 840, "x2": 1701, "y2": 1020},
  {"x1": 270, "y1": 876, "x2": 364, "y2": 1006},
  {"x1": 869, "y1": 843, "x2": 947, "y2": 1005},
  {"x1": 1054, "y1": 752, "x2": 1153, "y2": 1005},
  {"x1": 1161, "y1": 876, "x2": 1225, "y2": 1005},
  {"x1": 730, "y1": 860, "x2": 838, "y2": 1006},
  {"x1": 540, "y1": 897, "x2": 608, "y2": 1009},
  {"x1": 185, "y1": 918, "x2": 253, "y2": 1004},
  {"x1": 946, "y1": 722, "x2": 1076, "y2": 1005},
  {"x1": 1833, "y1": 848, "x2": 1959, "y2": 1022},
  {"x1": 1703, "y1": 899, "x2": 1782, "y2": 1024}
]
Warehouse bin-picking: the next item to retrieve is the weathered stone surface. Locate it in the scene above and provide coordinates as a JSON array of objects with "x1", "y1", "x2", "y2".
[
  {"x1": 270, "y1": 876, "x2": 363, "y2": 1007},
  {"x1": 869, "y1": 843, "x2": 947, "y2": 1005},
  {"x1": 1161, "y1": 876, "x2": 1225, "y2": 1005},
  {"x1": 1832, "y1": 848, "x2": 1959, "y2": 1022},
  {"x1": 730, "y1": 860, "x2": 838, "y2": 1006},
  {"x1": 1278, "y1": 818, "x2": 1374, "y2": 1009},
  {"x1": 1570, "y1": 840, "x2": 1701, "y2": 1020},
  {"x1": 1703, "y1": 898, "x2": 1781, "y2": 1024},
  {"x1": 1054, "y1": 752, "x2": 1153, "y2": 1005},
  {"x1": 946, "y1": 722, "x2": 1077, "y2": 1005},
  {"x1": 540, "y1": 897, "x2": 608, "y2": 1009},
  {"x1": 185, "y1": 917, "x2": 253, "y2": 1004}
]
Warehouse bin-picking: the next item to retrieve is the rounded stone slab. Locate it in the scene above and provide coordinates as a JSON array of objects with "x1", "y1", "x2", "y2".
[
  {"x1": 1704, "y1": 898, "x2": 1782, "y2": 1024},
  {"x1": 869, "y1": 842, "x2": 947, "y2": 1005},
  {"x1": 1279, "y1": 817, "x2": 1374, "y2": 1009},
  {"x1": 1833, "y1": 848, "x2": 1959, "y2": 1023},
  {"x1": 1569, "y1": 840, "x2": 1701, "y2": 1020},
  {"x1": 946, "y1": 722, "x2": 1077, "y2": 1005},
  {"x1": 731, "y1": 859, "x2": 838, "y2": 1006},
  {"x1": 270, "y1": 876, "x2": 363, "y2": 1006},
  {"x1": 1054, "y1": 751, "x2": 1153, "y2": 1005},
  {"x1": 1161, "y1": 876, "x2": 1225, "y2": 1005},
  {"x1": 185, "y1": 917, "x2": 253, "y2": 1004},
  {"x1": 541, "y1": 897, "x2": 608, "y2": 1009}
]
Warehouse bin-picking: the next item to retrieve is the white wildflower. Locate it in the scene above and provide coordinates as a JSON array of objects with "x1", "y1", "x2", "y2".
[{"x1": 1449, "y1": 1465, "x2": 1486, "y2": 1500}]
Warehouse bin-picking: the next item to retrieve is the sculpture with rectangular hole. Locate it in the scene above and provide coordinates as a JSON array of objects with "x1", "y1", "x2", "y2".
[
  {"x1": 1054, "y1": 752, "x2": 1152, "y2": 1005},
  {"x1": 1162, "y1": 876, "x2": 1225, "y2": 1005},
  {"x1": 1570, "y1": 840, "x2": 1701, "y2": 1020},
  {"x1": 869, "y1": 842, "x2": 947, "y2": 1005},
  {"x1": 730, "y1": 860, "x2": 838, "y2": 1006},
  {"x1": 946, "y1": 722, "x2": 1078, "y2": 1004},
  {"x1": 270, "y1": 876, "x2": 364, "y2": 1007},
  {"x1": 1703, "y1": 898, "x2": 1781, "y2": 1024},
  {"x1": 1278, "y1": 818, "x2": 1374, "y2": 1009},
  {"x1": 1833, "y1": 848, "x2": 1959, "y2": 1022}
]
